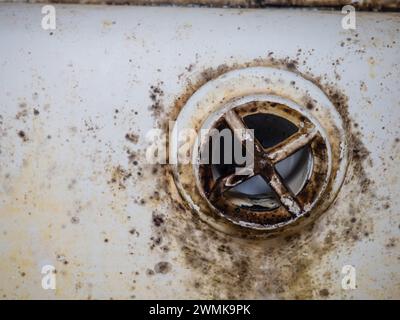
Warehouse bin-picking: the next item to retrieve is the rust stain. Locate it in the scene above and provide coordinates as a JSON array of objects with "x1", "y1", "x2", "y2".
[
  {"x1": 11, "y1": 0, "x2": 400, "y2": 11},
  {"x1": 196, "y1": 101, "x2": 328, "y2": 230},
  {"x1": 0, "y1": 48, "x2": 396, "y2": 298},
  {"x1": 140, "y1": 55, "x2": 379, "y2": 299}
]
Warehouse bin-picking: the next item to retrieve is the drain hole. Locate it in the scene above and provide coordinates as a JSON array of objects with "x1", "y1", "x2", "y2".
[
  {"x1": 275, "y1": 146, "x2": 312, "y2": 195},
  {"x1": 210, "y1": 112, "x2": 313, "y2": 210},
  {"x1": 243, "y1": 113, "x2": 298, "y2": 148},
  {"x1": 230, "y1": 146, "x2": 311, "y2": 195}
]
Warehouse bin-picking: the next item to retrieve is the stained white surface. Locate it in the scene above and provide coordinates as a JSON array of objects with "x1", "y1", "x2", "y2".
[{"x1": 0, "y1": 4, "x2": 399, "y2": 299}]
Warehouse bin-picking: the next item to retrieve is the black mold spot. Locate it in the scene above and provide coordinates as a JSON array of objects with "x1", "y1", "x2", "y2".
[
  {"x1": 306, "y1": 101, "x2": 314, "y2": 110},
  {"x1": 154, "y1": 261, "x2": 172, "y2": 274},
  {"x1": 18, "y1": 130, "x2": 28, "y2": 142},
  {"x1": 71, "y1": 216, "x2": 80, "y2": 224},
  {"x1": 319, "y1": 288, "x2": 329, "y2": 297},
  {"x1": 149, "y1": 82, "x2": 165, "y2": 118},
  {"x1": 125, "y1": 133, "x2": 139, "y2": 144},
  {"x1": 152, "y1": 213, "x2": 165, "y2": 227}
]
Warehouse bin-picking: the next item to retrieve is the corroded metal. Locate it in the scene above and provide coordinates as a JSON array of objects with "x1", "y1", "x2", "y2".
[
  {"x1": 172, "y1": 66, "x2": 349, "y2": 236},
  {"x1": 198, "y1": 101, "x2": 328, "y2": 228},
  {"x1": 267, "y1": 125, "x2": 318, "y2": 164}
]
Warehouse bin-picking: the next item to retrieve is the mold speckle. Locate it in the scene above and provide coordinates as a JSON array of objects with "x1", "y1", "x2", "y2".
[
  {"x1": 129, "y1": 228, "x2": 139, "y2": 236},
  {"x1": 386, "y1": 238, "x2": 397, "y2": 249},
  {"x1": 154, "y1": 261, "x2": 172, "y2": 274},
  {"x1": 152, "y1": 212, "x2": 165, "y2": 227},
  {"x1": 149, "y1": 82, "x2": 165, "y2": 119},
  {"x1": 146, "y1": 269, "x2": 155, "y2": 276},
  {"x1": 319, "y1": 288, "x2": 329, "y2": 297},
  {"x1": 17, "y1": 130, "x2": 28, "y2": 142},
  {"x1": 141, "y1": 55, "x2": 377, "y2": 299},
  {"x1": 125, "y1": 133, "x2": 139, "y2": 144},
  {"x1": 109, "y1": 165, "x2": 132, "y2": 190},
  {"x1": 71, "y1": 216, "x2": 80, "y2": 224}
]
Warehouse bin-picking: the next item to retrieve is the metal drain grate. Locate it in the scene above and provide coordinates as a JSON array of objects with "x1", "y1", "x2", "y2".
[
  {"x1": 171, "y1": 67, "x2": 348, "y2": 236},
  {"x1": 198, "y1": 101, "x2": 329, "y2": 229}
]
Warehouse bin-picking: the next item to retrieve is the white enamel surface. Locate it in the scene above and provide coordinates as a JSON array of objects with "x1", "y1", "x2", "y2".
[{"x1": 0, "y1": 4, "x2": 399, "y2": 299}]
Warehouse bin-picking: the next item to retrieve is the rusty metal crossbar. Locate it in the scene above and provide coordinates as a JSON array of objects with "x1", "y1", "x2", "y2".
[{"x1": 208, "y1": 109, "x2": 318, "y2": 217}]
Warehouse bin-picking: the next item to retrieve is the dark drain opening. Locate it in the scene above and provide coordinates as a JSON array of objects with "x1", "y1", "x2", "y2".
[
  {"x1": 211, "y1": 113, "x2": 313, "y2": 210},
  {"x1": 244, "y1": 113, "x2": 298, "y2": 148}
]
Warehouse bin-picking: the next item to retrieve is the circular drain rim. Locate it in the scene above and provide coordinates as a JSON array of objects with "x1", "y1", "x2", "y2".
[
  {"x1": 196, "y1": 99, "x2": 330, "y2": 229},
  {"x1": 170, "y1": 66, "x2": 348, "y2": 237}
]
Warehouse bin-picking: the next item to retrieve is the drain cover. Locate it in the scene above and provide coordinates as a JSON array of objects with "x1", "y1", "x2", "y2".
[{"x1": 171, "y1": 67, "x2": 348, "y2": 236}]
